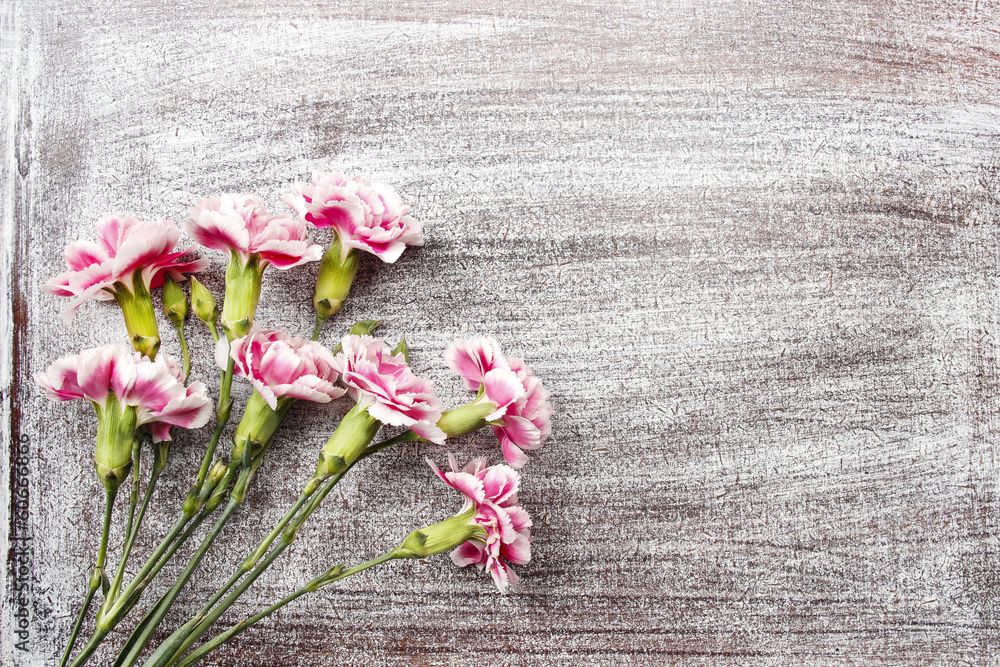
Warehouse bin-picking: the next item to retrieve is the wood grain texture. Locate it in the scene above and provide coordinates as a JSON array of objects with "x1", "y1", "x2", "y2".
[{"x1": 3, "y1": 0, "x2": 1000, "y2": 665}]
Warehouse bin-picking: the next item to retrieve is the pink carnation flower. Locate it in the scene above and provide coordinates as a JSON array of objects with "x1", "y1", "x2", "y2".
[
  {"x1": 44, "y1": 215, "x2": 209, "y2": 324},
  {"x1": 186, "y1": 193, "x2": 323, "y2": 269},
  {"x1": 445, "y1": 337, "x2": 553, "y2": 468},
  {"x1": 35, "y1": 344, "x2": 213, "y2": 442},
  {"x1": 217, "y1": 328, "x2": 345, "y2": 409},
  {"x1": 429, "y1": 455, "x2": 532, "y2": 593},
  {"x1": 334, "y1": 334, "x2": 445, "y2": 444},
  {"x1": 283, "y1": 171, "x2": 424, "y2": 263}
]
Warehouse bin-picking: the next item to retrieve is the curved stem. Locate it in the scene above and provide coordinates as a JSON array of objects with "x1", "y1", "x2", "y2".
[
  {"x1": 174, "y1": 552, "x2": 399, "y2": 667},
  {"x1": 60, "y1": 486, "x2": 116, "y2": 667}
]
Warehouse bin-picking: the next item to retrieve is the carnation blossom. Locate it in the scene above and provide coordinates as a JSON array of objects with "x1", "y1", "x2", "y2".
[
  {"x1": 186, "y1": 194, "x2": 322, "y2": 269},
  {"x1": 445, "y1": 337, "x2": 553, "y2": 468},
  {"x1": 334, "y1": 334, "x2": 445, "y2": 444},
  {"x1": 283, "y1": 171, "x2": 423, "y2": 263},
  {"x1": 429, "y1": 455, "x2": 532, "y2": 593},
  {"x1": 35, "y1": 344, "x2": 213, "y2": 443},
  {"x1": 44, "y1": 215, "x2": 208, "y2": 324},
  {"x1": 217, "y1": 328, "x2": 345, "y2": 409}
]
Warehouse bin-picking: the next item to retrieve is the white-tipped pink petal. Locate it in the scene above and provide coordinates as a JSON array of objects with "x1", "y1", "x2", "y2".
[
  {"x1": 446, "y1": 336, "x2": 553, "y2": 468},
  {"x1": 336, "y1": 334, "x2": 444, "y2": 437},
  {"x1": 431, "y1": 456, "x2": 532, "y2": 593},
  {"x1": 444, "y1": 337, "x2": 507, "y2": 390},
  {"x1": 451, "y1": 540, "x2": 486, "y2": 567},
  {"x1": 481, "y1": 368, "x2": 526, "y2": 421},
  {"x1": 45, "y1": 215, "x2": 206, "y2": 317},
  {"x1": 283, "y1": 171, "x2": 423, "y2": 263},
  {"x1": 36, "y1": 344, "x2": 211, "y2": 441},
  {"x1": 222, "y1": 328, "x2": 343, "y2": 408},
  {"x1": 188, "y1": 194, "x2": 321, "y2": 270}
]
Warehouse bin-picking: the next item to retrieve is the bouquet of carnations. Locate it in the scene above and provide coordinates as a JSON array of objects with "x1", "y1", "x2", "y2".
[{"x1": 37, "y1": 172, "x2": 553, "y2": 667}]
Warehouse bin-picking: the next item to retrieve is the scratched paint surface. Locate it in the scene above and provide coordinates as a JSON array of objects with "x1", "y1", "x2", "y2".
[{"x1": 2, "y1": 0, "x2": 999, "y2": 665}]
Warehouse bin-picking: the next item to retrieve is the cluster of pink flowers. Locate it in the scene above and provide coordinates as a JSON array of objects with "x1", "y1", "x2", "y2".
[
  {"x1": 334, "y1": 335, "x2": 445, "y2": 444},
  {"x1": 219, "y1": 329, "x2": 345, "y2": 408},
  {"x1": 430, "y1": 455, "x2": 532, "y2": 593},
  {"x1": 44, "y1": 216, "x2": 208, "y2": 323},
  {"x1": 38, "y1": 172, "x2": 553, "y2": 603},
  {"x1": 446, "y1": 337, "x2": 553, "y2": 468},
  {"x1": 186, "y1": 194, "x2": 322, "y2": 269},
  {"x1": 35, "y1": 344, "x2": 212, "y2": 443},
  {"x1": 283, "y1": 171, "x2": 424, "y2": 263}
]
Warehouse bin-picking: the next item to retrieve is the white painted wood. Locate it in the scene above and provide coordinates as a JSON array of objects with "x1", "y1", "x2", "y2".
[{"x1": 3, "y1": 0, "x2": 1000, "y2": 664}]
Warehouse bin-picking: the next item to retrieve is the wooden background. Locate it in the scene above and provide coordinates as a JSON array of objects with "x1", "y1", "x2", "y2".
[{"x1": 3, "y1": 0, "x2": 1000, "y2": 665}]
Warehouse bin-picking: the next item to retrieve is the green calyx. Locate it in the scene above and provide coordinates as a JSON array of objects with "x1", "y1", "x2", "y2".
[
  {"x1": 221, "y1": 251, "x2": 264, "y2": 341},
  {"x1": 112, "y1": 273, "x2": 160, "y2": 359},
  {"x1": 436, "y1": 400, "x2": 497, "y2": 438},
  {"x1": 93, "y1": 393, "x2": 138, "y2": 491},
  {"x1": 232, "y1": 392, "x2": 296, "y2": 463},
  {"x1": 395, "y1": 507, "x2": 485, "y2": 559},
  {"x1": 161, "y1": 275, "x2": 188, "y2": 327},
  {"x1": 311, "y1": 404, "x2": 380, "y2": 485},
  {"x1": 314, "y1": 235, "x2": 360, "y2": 322}
]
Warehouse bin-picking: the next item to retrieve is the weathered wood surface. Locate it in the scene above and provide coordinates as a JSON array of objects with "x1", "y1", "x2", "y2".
[{"x1": 3, "y1": 0, "x2": 1000, "y2": 665}]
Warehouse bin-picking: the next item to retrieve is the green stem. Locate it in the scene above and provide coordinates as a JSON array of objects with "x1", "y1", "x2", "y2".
[
  {"x1": 117, "y1": 495, "x2": 242, "y2": 667},
  {"x1": 150, "y1": 470, "x2": 349, "y2": 667},
  {"x1": 174, "y1": 321, "x2": 191, "y2": 381},
  {"x1": 109, "y1": 511, "x2": 211, "y2": 667},
  {"x1": 359, "y1": 429, "x2": 419, "y2": 460},
  {"x1": 199, "y1": 490, "x2": 313, "y2": 617},
  {"x1": 105, "y1": 454, "x2": 160, "y2": 614},
  {"x1": 61, "y1": 486, "x2": 116, "y2": 667},
  {"x1": 194, "y1": 357, "x2": 235, "y2": 493},
  {"x1": 69, "y1": 509, "x2": 193, "y2": 667},
  {"x1": 311, "y1": 314, "x2": 326, "y2": 341},
  {"x1": 59, "y1": 585, "x2": 98, "y2": 667},
  {"x1": 174, "y1": 552, "x2": 399, "y2": 667},
  {"x1": 123, "y1": 437, "x2": 142, "y2": 546}
]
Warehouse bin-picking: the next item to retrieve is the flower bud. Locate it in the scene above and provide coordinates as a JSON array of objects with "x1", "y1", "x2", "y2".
[
  {"x1": 93, "y1": 394, "x2": 138, "y2": 491},
  {"x1": 395, "y1": 507, "x2": 485, "y2": 559},
  {"x1": 313, "y1": 235, "x2": 359, "y2": 321},
  {"x1": 190, "y1": 276, "x2": 219, "y2": 326},
  {"x1": 232, "y1": 392, "x2": 295, "y2": 464},
  {"x1": 204, "y1": 465, "x2": 233, "y2": 513},
  {"x1": 221, "y1": 252, "x2": 264, "y2": 340},
  {"x1": 312, "y1": 404, "x2": 380, "y2": 482},
  {"x1": 435, "y1": 401, "x2": 497, "y2": 439},
  {"x1": 197, "y1": 460, "x2": 230, "y2": 505},
  {"x1": 161, "y1": 275, "x2": 188, "y2": 327},
  {"x1": 112, "y1": 273, "x2": 160, "y2": 359}
]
